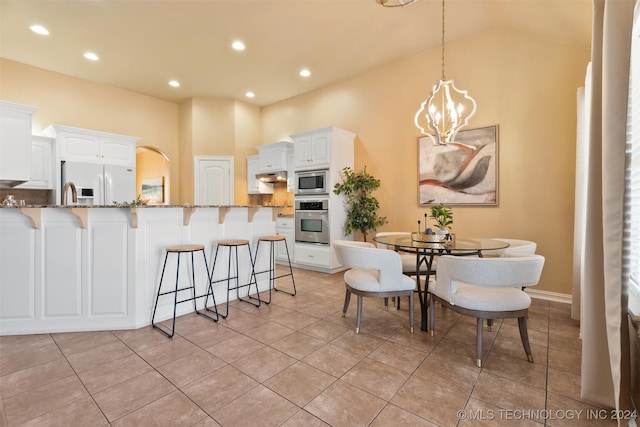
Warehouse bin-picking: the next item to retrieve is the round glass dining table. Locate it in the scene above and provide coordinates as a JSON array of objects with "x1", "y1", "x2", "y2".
[{"x1": 372, "y1": 234, "x2": 510, "y2": 331}]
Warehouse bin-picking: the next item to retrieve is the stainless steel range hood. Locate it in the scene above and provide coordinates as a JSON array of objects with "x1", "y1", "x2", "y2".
[{"x1": 256, "y1": 171, "x2": 287, "y2": 183}]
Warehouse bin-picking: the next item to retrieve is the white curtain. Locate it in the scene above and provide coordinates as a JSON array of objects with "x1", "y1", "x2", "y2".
[{"x1": 573, "y1": 0, "x2": 634, "y2": 418}]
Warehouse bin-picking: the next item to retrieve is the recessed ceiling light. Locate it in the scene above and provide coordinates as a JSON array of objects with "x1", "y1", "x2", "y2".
[
  {"x1": 83, "y1": 52, "x2": 99, "y2": 61},
  {"x1": 168, "y1": 80, "x2": 180, "y2": 88},
  {"x1": 232, "y1": 41, "x2": 245, "y2": 51},
  {"x1": 245, "y1": 92, "x2": 255, "y2": 98},
  {"x1": 29, "y1": 25, "x2": 49, "y2": 35},
  {"x1": 300, "y1": 68, "x2": 311, "y2": 77}
]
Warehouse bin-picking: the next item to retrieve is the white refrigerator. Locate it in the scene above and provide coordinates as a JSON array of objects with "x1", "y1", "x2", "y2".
[{"x1": 61, "y1": 161, "x2": 135, "y2": 205}]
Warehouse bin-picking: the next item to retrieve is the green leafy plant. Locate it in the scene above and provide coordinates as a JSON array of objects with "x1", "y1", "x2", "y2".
[
  {"x1": 430, "y1": 203, "x2": 453, "y2": 231},
  {"x1": 333, "y1": 166, "x2": 387, "y2": 242},
  {"x1": 113, "y1": 194, "x2": 145, "y2": 207}
]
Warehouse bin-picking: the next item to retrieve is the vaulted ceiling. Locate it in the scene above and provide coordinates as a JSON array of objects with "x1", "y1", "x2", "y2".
[{"x1": 0, "y1": 0, "x2": 592, "y2": 107}]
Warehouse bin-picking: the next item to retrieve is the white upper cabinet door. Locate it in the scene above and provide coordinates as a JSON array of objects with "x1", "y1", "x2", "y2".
[
  {"x1": 0, "y1": 101, "x2": 38, "y2": 185},
  {"x1": 256, "y1": 141, "x2": 292, "y2": 172},
  {"x1": 258, "y1": 148, "x2": 285, "y2": 171},
  {"x1": 292, "y1": 131, "x2": 330, "y2": 170},
  {"x1": 99, "y1": 137, "x2": 136, "y2": 166},
  {"x1": 45, "y1": 124, "x2": 138, "y2": 166},
  {"x1": 17, "y1": 136, "x2": 53, "y2": 189},
  {"x1": 59, "y1": 133, "x2": 101, "y2": 162}
]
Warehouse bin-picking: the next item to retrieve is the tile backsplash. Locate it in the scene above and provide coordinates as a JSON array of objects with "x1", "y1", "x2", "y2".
[
  {"x1": 0, "y1": 189, "x2": 52, "y2": 205},
  {"x1": 247, "y1": 182, "x2": 294, "y2": 211}
]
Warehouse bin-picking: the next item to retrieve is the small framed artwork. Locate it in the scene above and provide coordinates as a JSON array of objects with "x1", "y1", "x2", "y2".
[
  {"x1": 418, "y1": 125, "x2": 498, "y2": 205},
  {"x1": 141, "y1": 176, "x2": 165, "y2": 204}
]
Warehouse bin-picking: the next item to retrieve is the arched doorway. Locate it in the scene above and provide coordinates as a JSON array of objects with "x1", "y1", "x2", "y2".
[{"x1": 136, "y1": 146, "x2": 170, "y2": 205}]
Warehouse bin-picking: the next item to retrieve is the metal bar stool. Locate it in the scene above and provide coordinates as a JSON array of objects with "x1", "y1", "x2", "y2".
[
  {"x1": 252, "y1": 235, "x2": 296, "y2": 305},
  {"x1": 151, "y1": 244, "x2": 218, "y2": 338},
  {"x1": 205, "y1": 239, "x2": 260, "y2": 318}
]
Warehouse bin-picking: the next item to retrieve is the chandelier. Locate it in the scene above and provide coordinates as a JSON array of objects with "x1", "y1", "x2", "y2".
[
  {"x1": 376, "y1": 0, "x2": 417, "y2": 7},
  {"x1": 414, "y1": 0, "x2": 476, "y2": 144}
]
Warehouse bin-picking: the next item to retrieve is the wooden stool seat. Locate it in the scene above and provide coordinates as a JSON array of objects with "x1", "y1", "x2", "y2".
[
  {"x1": 166, "y1": 244, "x2": 205, "y2": 253},
  {"x1": 258, "y1": 235, "x2": 286, "y2": 242},
  {"x1": 218, "y1": 239, "x2": 250, "y2": 246}
]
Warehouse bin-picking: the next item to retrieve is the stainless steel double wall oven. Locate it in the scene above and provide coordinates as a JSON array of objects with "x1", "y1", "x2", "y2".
[{"x1": 294, "y1": 169, "x2": 330, "y2": 245}]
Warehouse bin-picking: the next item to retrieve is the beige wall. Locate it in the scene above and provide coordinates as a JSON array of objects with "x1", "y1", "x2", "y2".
[
  {"x1": 177, "y1": 97, "x2": 261, "y2": 205},
  {"x1": 0, "y1": 58, "x2": 181, "y2": 201},
  {"x1": 261, "y1": 28, "x2": 590, "y2": 295}
]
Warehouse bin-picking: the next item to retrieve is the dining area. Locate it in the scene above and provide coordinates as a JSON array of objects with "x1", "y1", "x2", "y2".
[{"x1": 334, "y1": 232, "x2": 545, "y2": 369}]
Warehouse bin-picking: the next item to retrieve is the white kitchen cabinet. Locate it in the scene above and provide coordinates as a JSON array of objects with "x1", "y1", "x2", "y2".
[
  {"x1": 0, "y1": 208, "x2": 134, "y2": 334},
  {"x1": 44, "y1": 124, "x2": 137, "y2": 167},
  {"x1": 287, "y1": 152, "x2": 295, "y2": 192},
  {"x1": 292, "y1": 132, "x2": 330, "y2": 170},
  {"x1": 291, "y1": 127, "x2": 355, "y2": 171},
  {"x1": 247, "y1": 155, "x2": 273, "y2": 194},
  {"x1": 17, "y1": 136, "x2": 53, "y2": 189},
  {"x1": 256, "y1": 141, "x2": 292, "y2": 172},
  {"x1": 294, "y1": 243, "x2": 332, "y2": 269},
  {"x1": 0, "y1": 101, "x2": 38, "y2": 187},
  {"x1": 275, "y1": 216, "x2": 294, "y2": 264}
]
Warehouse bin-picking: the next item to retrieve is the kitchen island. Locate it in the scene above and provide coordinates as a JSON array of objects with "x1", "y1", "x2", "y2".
[{"x1": 0, "y1": 205, "x2": 287, "y2": 335}]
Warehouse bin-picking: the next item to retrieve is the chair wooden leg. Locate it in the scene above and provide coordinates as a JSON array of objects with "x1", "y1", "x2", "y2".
[
  {"x1": 487, "y1": 318, "x2": 493, "y2": 332},
  {"x1": 342, "y1": 289, "x2": 351, "y2": 318},
  {"x1": 476, "y1": 318, "x2": 483, "y2": 367},
  {"x1": 384, "y1": 297, "x2": 389, "y2": 311},
  {"x1": 518, "y1": 315, "x2": 534, "y2": 363},
  {"x1": 356, "y1": 295, "x2": 363, "y2": 334},
  {"x1": 409, "y1": 292, "x2": 414, "y2": 334}
]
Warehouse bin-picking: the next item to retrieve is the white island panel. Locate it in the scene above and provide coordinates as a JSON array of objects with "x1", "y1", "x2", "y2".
[
  {"x1": 88, "y1": 209, "x2": 131, "y2": 317},
  {"x1": 0, "y1": 219, "x2": 36, "y2": 320},
  {"x1": 42, "y1": 215, "x2": 83, "y2": 318}
]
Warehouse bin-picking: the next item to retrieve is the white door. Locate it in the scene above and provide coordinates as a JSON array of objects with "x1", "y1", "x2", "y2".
[{"x1": 194, "y1": 156, "x2": 234, "y2": 205}]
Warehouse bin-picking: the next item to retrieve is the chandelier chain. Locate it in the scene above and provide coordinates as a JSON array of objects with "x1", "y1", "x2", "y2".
[{"x1": 441, "y1": 0, "x2": 446, "y2": 80}]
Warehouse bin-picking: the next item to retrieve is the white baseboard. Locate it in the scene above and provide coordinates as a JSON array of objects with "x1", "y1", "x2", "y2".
[{"x1": 525, "y1": 288, "x2": 572, "y2": 304}]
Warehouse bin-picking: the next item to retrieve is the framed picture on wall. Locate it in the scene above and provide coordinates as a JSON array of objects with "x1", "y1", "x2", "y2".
[
  {"x1": 141, "y1": 176, "x2": 165, "y2": 204},
  {"x1": 418, "y1": 125, "x2": 498, "y2": 205}
]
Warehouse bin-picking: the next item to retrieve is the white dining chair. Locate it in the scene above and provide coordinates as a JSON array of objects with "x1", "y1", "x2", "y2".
[
  {"x1": 482, "y1": 238, "x2": 537, "y2": 257},
  {"x1": 375, "y1": 231, "x2": 433, "y2": 310},
  {"x1": 429, "y1": 254, "x2": 545, "y2": 367},
  {"x1": 333, "y1": 239, "x2": 416, "y2": 334}
]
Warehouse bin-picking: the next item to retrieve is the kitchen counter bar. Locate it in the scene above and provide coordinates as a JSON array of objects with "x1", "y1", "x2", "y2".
[
  {"x1": 0, "y1": 206, "x2": 280, "y2": 335},
  {"x1": 0, "y1": 204, "x2": 291, "y2": 229}
]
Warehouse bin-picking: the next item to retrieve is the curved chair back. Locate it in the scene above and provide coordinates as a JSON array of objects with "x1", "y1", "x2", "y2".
[
  {"x1": 333, "y1": 239, "x2": 404, "y2": 290},
  {"x1": 483, "y1": 238, "x2": 537, "y2": 257},
  {"x1": 434, "y1": 254, "x2": 545, "y2": 302}
]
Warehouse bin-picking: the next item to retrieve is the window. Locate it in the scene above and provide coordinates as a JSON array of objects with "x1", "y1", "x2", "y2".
[{"x1": 627, "y1": 4, "x2": 640, "y2": 318}]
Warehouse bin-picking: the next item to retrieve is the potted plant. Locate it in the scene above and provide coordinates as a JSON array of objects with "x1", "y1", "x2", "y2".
[
  {"x1": 333, "y1": 166, "x2": 387, "y2": 242},
  {"x1": 430, "y1": 203, "x2": 453, "y2": 235}
]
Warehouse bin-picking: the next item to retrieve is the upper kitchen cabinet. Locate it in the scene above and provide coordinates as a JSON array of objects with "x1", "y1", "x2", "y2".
[
  {"x1": 44, "y1": 124, "x2": 138, "y2": 167},
  {"x1": 247, "y1": 155, "x2": 274, "y2": 194},
  {"x1": 291, "y1": 127, "x2": 355, "y2": 171},
  {"x1": 16, "y1": 136, "x2": 54, "y2": 189},
  {"x1": 0, "y1": 101, "x2": 38, "y2": 188},
  {"x1": 257, "y1": 141, "x2": 293, "y2": 173}
]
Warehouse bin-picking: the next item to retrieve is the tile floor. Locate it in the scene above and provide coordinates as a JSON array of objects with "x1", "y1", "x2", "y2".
[{"x1": 0, "y1": 267, "x2": 618, "y2": 426}]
